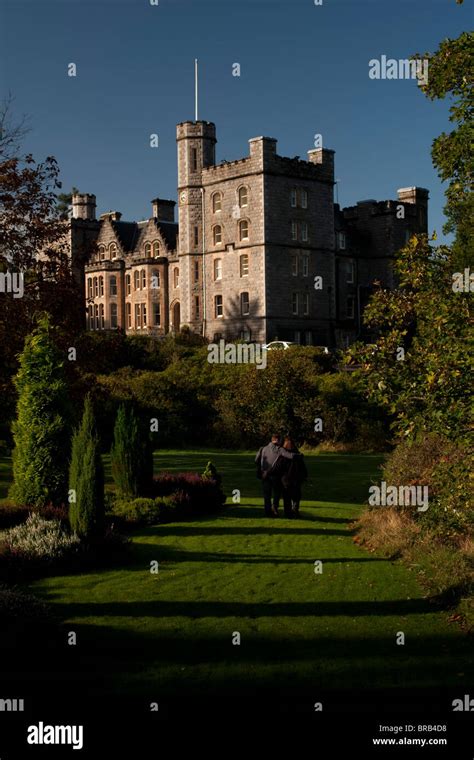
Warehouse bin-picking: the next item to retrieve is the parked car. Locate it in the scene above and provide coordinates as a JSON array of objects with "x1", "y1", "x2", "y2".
[{"x1": 262, "y1": 341, "x2": 296, "y2": 351}]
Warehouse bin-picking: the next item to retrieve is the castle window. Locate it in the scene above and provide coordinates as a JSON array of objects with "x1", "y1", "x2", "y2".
[
  {"x1": 212, "y1": 193, "x2": 222, "y2": 213},
  {"x1": 290, "y1": 189, "x2": 297, "y2": 208},
  {"x1": 347, "y1": 260, "x2": 355, "y2": 284},
  {"x1": 338, "y1": 232, "x2": 346, "y2": 250},
  {"x1": 153, "y1": 302, "x2": 161, "y2": 326},
  {"x1": 305, "y1": 331, "x2": 312, "y2": 345},
  {"x1": 145, "y1": 242, "x2": 152, "y2": 257},
  {"x1": 126, "y1": 274, "x2": 131, "y2": 295},
  {"x1": 291, "y1": 221, "x2": 298, "y2": 241},
  {"x1": 215, "y1": 295, "x2": 223, "y2": 318},
  {"x1": 302, "y1": 254, "x2": 309, "y2": 277},
  {"x1": 240, "y1": 292, "x2": 250, "y2": 316},
  {"x1": 151, "y1": 270, "x2": 160, "y2": 289},
  {"x1": 98, "y1": 245, "x2": 106, "y2": 261},
  {"x1": 213, "y1": 225, "x2": 222, "y2": 246},
  {"x1": 109, "y1": 275, "x2": 117, "y2": 296},
  {"x1": 194, "y1": 226, "x2": 199, "y2": 246},
  {"x1": 134, "y1": 270, "x2": 140, "y2": 290},
  {"x1": 238, "y1": 186, "x2": 248, "y2": 208},
  {"x1": 110, "y1": 303, "x2": 118, "y2": 328},
  {"x1": 240, "y1": 254, "x2": 249, "y2": 277},
  {"x1": 93, "y1": 277, "x2": 98, "y2": 297},
  {"x1": 94, "y1": 304, "x2": 99, "y2": 330},
  {"x1": 194, "y1": 296, "x2": 200, "y2": 319},
  {"x1": 294, "y1": 330, "x2": 301, "y2": 344},
  {"x1": 239, "y1": 220, "x2": 249, "y2": 241},
  {"x1": 152, "y1": 241, "x2": 160, "y2": 258},
  {"x1": 100, "y1": 303, "x2": 105, "y2": 329},
  {"x1": 99, "y1": 276, "x2": 104, "y2": 296},
  {"x1": 300, "y1": 189, "x2": 308, "y2": 209},
  {"x1": 88, "y1": 305, "x2": 93, "y2": 330},
  {"x1": 87, "y1": 278, "x2": 93, "y2": 299},
  {"x1": 214, "y1": 259, "x2": 222, "y2": 281},
  {"x1": 134, "y1": 303, "x2": 141, "y2": 329},
  {"x1": 142, "y1": 303, "x2": 147, "y2": 327},
  {"x1": 292, "y1": 254, "x2": 298, "y2": 277},
  {"x1": 194, "y1": 259, "x2": 200, "y2": 282},
  {"x1": 109, "y1": 243, "x2": 117, "y2": 259},
  {"x1": 174, "y1": 267, "x2": 179, "y2": 288},
  {"x1": 191, "y1": 147, "x2": 198, "y2": 173},
  {"x1": 303, "y1": 293, "x2": 310, "y2": 316},
  {"x1": 126, "y1": 302, "x2": 132, "y2": 329},
  {"x1": 346, "y1": 296, "x2": 355, "y2": 320},
  {"x1": 301, "y1": 222, "x2": 308, "y2": 242},
  {"x1": 141, "y1": 270, "x2": 146, "y2": 289},
  {"x1": 292, "y1": 292, "x2": 299, "y2": 315}
]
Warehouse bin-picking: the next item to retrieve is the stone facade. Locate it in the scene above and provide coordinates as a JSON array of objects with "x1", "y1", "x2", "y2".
[{"x1": 74, "y1": 120, "x2": 429, "y2": 347}]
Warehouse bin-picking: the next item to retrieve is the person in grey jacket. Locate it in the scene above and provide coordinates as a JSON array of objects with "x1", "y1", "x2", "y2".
[{"x1": 255, "y1": 433, "x2": 299, "y2": 517}]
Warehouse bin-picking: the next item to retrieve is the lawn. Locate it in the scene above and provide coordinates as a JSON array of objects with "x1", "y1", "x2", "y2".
[{"x1": 2, "y1": 450, "x2": 473, "y2": 701}]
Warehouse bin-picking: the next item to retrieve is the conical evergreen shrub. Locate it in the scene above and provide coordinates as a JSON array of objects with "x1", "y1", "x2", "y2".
[
  {"x1": 9, "y1": 315, "x2": 71, "y2": 508},
  {"x1": 111, "y1": 404, "x2": 153, "y2": 498},
  {"x1": 69, "y1": 395, "x2": 104, "y2": 539}
]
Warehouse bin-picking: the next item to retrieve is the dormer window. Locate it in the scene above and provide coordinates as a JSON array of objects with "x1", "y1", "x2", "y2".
[
  {"x1": 145, "y1": 242, "x2": 152, "y2": 257},
  {"x1": 152, "y1": 241, "x2": 160, "y2": 257},
  {"x1": 98, "y1": 245, "x2": 106, "y2": 261},
  {"x1": 109, "y1": 243, "x2": 117, "y2": 259}
]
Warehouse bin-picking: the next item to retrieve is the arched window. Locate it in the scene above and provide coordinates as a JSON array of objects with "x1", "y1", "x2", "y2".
[
  {"x1": 88, "y1": 305, "x2": 93, "y2": 329},
  {"x1": 87, "y1": 278, "x2": 93, "y2": 298},
  {"x1": 126, "y1": 274, "x2": 131, "y2": 295},
  {"x1": 141, "y1": 269, "x2": 146, "y2": 289},
  {"x1": 93, "y1": 277, "x2": 98, "y2": 297},
  {"x1": 239, "y1": 219, "x2": 249, "y2": 241},
  {"x1": 238, "y1": 186, "x2": 248, "y2": 208},
  {"x1": 145, "y1": 242, "x2": 152, "y2": 257},
  {"x1": 109, "y1": 275, "x2": 117, "y2": 296},
  {"x1": 109, "y1": 242, "x2": 117, "y2": 259},
  {"x1": 213, "y1": 225, "x2": 222, "y2": 246},
  {"x1": 110, "y1": 303, "x2": 118, "y2": 328},
  {"x1": 151, "y1": 270, "x2": 160, "y2": 289},
  {"x1": 212, "y1": 192, "x2": 222, "y2": 213},
  {"x1": 126, "y1": 302, "x2": 131, "y2": 328},
  {"x1": 94, "y1": 304, "x2": 99, "y2": 329},
  {"x1": 98, "y1": 245, "x2": 106, "y2": 260},
  {"x1": 239, "y1": 254, "x2": 249, "y2": 277},
  {"x1": 99, "y1": 276, "x2": 104, "y2": 296},
  {"x1": 152, "y1": 241, "x2": 160, "y2": 257},
  {"x1": 100, "y1": 303, "x2": 105, "y2": 329},
  {"x1": 173, "y1": 267, "x2": 179, "y2": 288},
  {"x1": 134, "y1": 270, "x2": 140, "y2": 290}
]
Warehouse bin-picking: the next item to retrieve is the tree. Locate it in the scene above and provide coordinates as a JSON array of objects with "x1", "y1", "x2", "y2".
[
  {"x1": 69, "y1": 395, "x2": 104, "y2": 539},
  {"x1": 414, "y1": 29, "x2": 473, "y2": 268},
  {"x1": 57, "y1": 186, "x2": 79, "y2": 221},
  {"x1": 9, "y1": 315, "x2": 71, "y2": 507},
  {"x1": 111, "y1": 404, "x2": 153, "y2": 498}
]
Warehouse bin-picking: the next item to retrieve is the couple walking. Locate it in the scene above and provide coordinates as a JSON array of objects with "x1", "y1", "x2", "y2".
[{"x1": 255, "y1": 433, "x2": 307, "y2": 518}]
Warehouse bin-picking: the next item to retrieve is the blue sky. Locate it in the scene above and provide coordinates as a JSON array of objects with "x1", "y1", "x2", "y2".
[{"x1": 0, "y1": 0, "x2": 470, "y2": 239}]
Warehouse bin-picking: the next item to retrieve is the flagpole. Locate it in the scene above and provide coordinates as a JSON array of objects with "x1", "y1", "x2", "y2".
[{"x1": 195, "y1": 58, "x2": 199, "y2": 121}]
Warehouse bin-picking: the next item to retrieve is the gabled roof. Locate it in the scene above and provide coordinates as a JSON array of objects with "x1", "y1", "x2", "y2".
[
  {"x1": 154, "y1": 219, "x2": 178, "y2": 251},
  {"x1": 111, "y1": 221, "x2": 139, "y2": 252}
]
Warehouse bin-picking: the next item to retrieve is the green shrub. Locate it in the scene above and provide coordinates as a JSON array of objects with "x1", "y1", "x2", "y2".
[
  {"x1": 69, "y1": 396, "x2": 104, "y2": 539},
  {"x1": 112, "y1": 497, "x2": 162, "y2": 526},
  {"x1": 9, "y1": 315, "x2": 71, "y2": 508},
  {"x1": 111, "y1": 404, "x2": 153, "y2": 498}
]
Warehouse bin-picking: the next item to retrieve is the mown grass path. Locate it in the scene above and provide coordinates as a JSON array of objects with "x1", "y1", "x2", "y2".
[{"x1": 21, "y1": 451, "x2": 474, "y2": 697}]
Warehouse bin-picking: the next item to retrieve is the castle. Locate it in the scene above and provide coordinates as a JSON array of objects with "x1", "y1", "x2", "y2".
[{"x1": 70, "y1": 120, "x2": 429, "y2": 348}]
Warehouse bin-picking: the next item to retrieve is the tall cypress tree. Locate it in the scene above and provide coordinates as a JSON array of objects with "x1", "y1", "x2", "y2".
[
  {"x1": 69, "y1": 395, "x2": 104, "y2": 539},
  {"x1": 111, "y1": 404, "x2": 153, "y2": 498},
  {"x1": 9, "y1": 315, "x2": 71, "y2": 508}
]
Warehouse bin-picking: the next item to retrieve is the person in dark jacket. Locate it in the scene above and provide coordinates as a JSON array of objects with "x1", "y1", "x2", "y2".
[
  {"x1": 277, "y1": 436, "x2": 307, "y2": 517},
  {"x1": 255, "y1": 433, "x2": 298, "y2": 517}
]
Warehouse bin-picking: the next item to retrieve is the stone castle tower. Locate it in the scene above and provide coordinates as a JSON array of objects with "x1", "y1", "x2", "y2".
[{"x1": 73, "y1": 120, "x2": 428, "y2": 347}]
